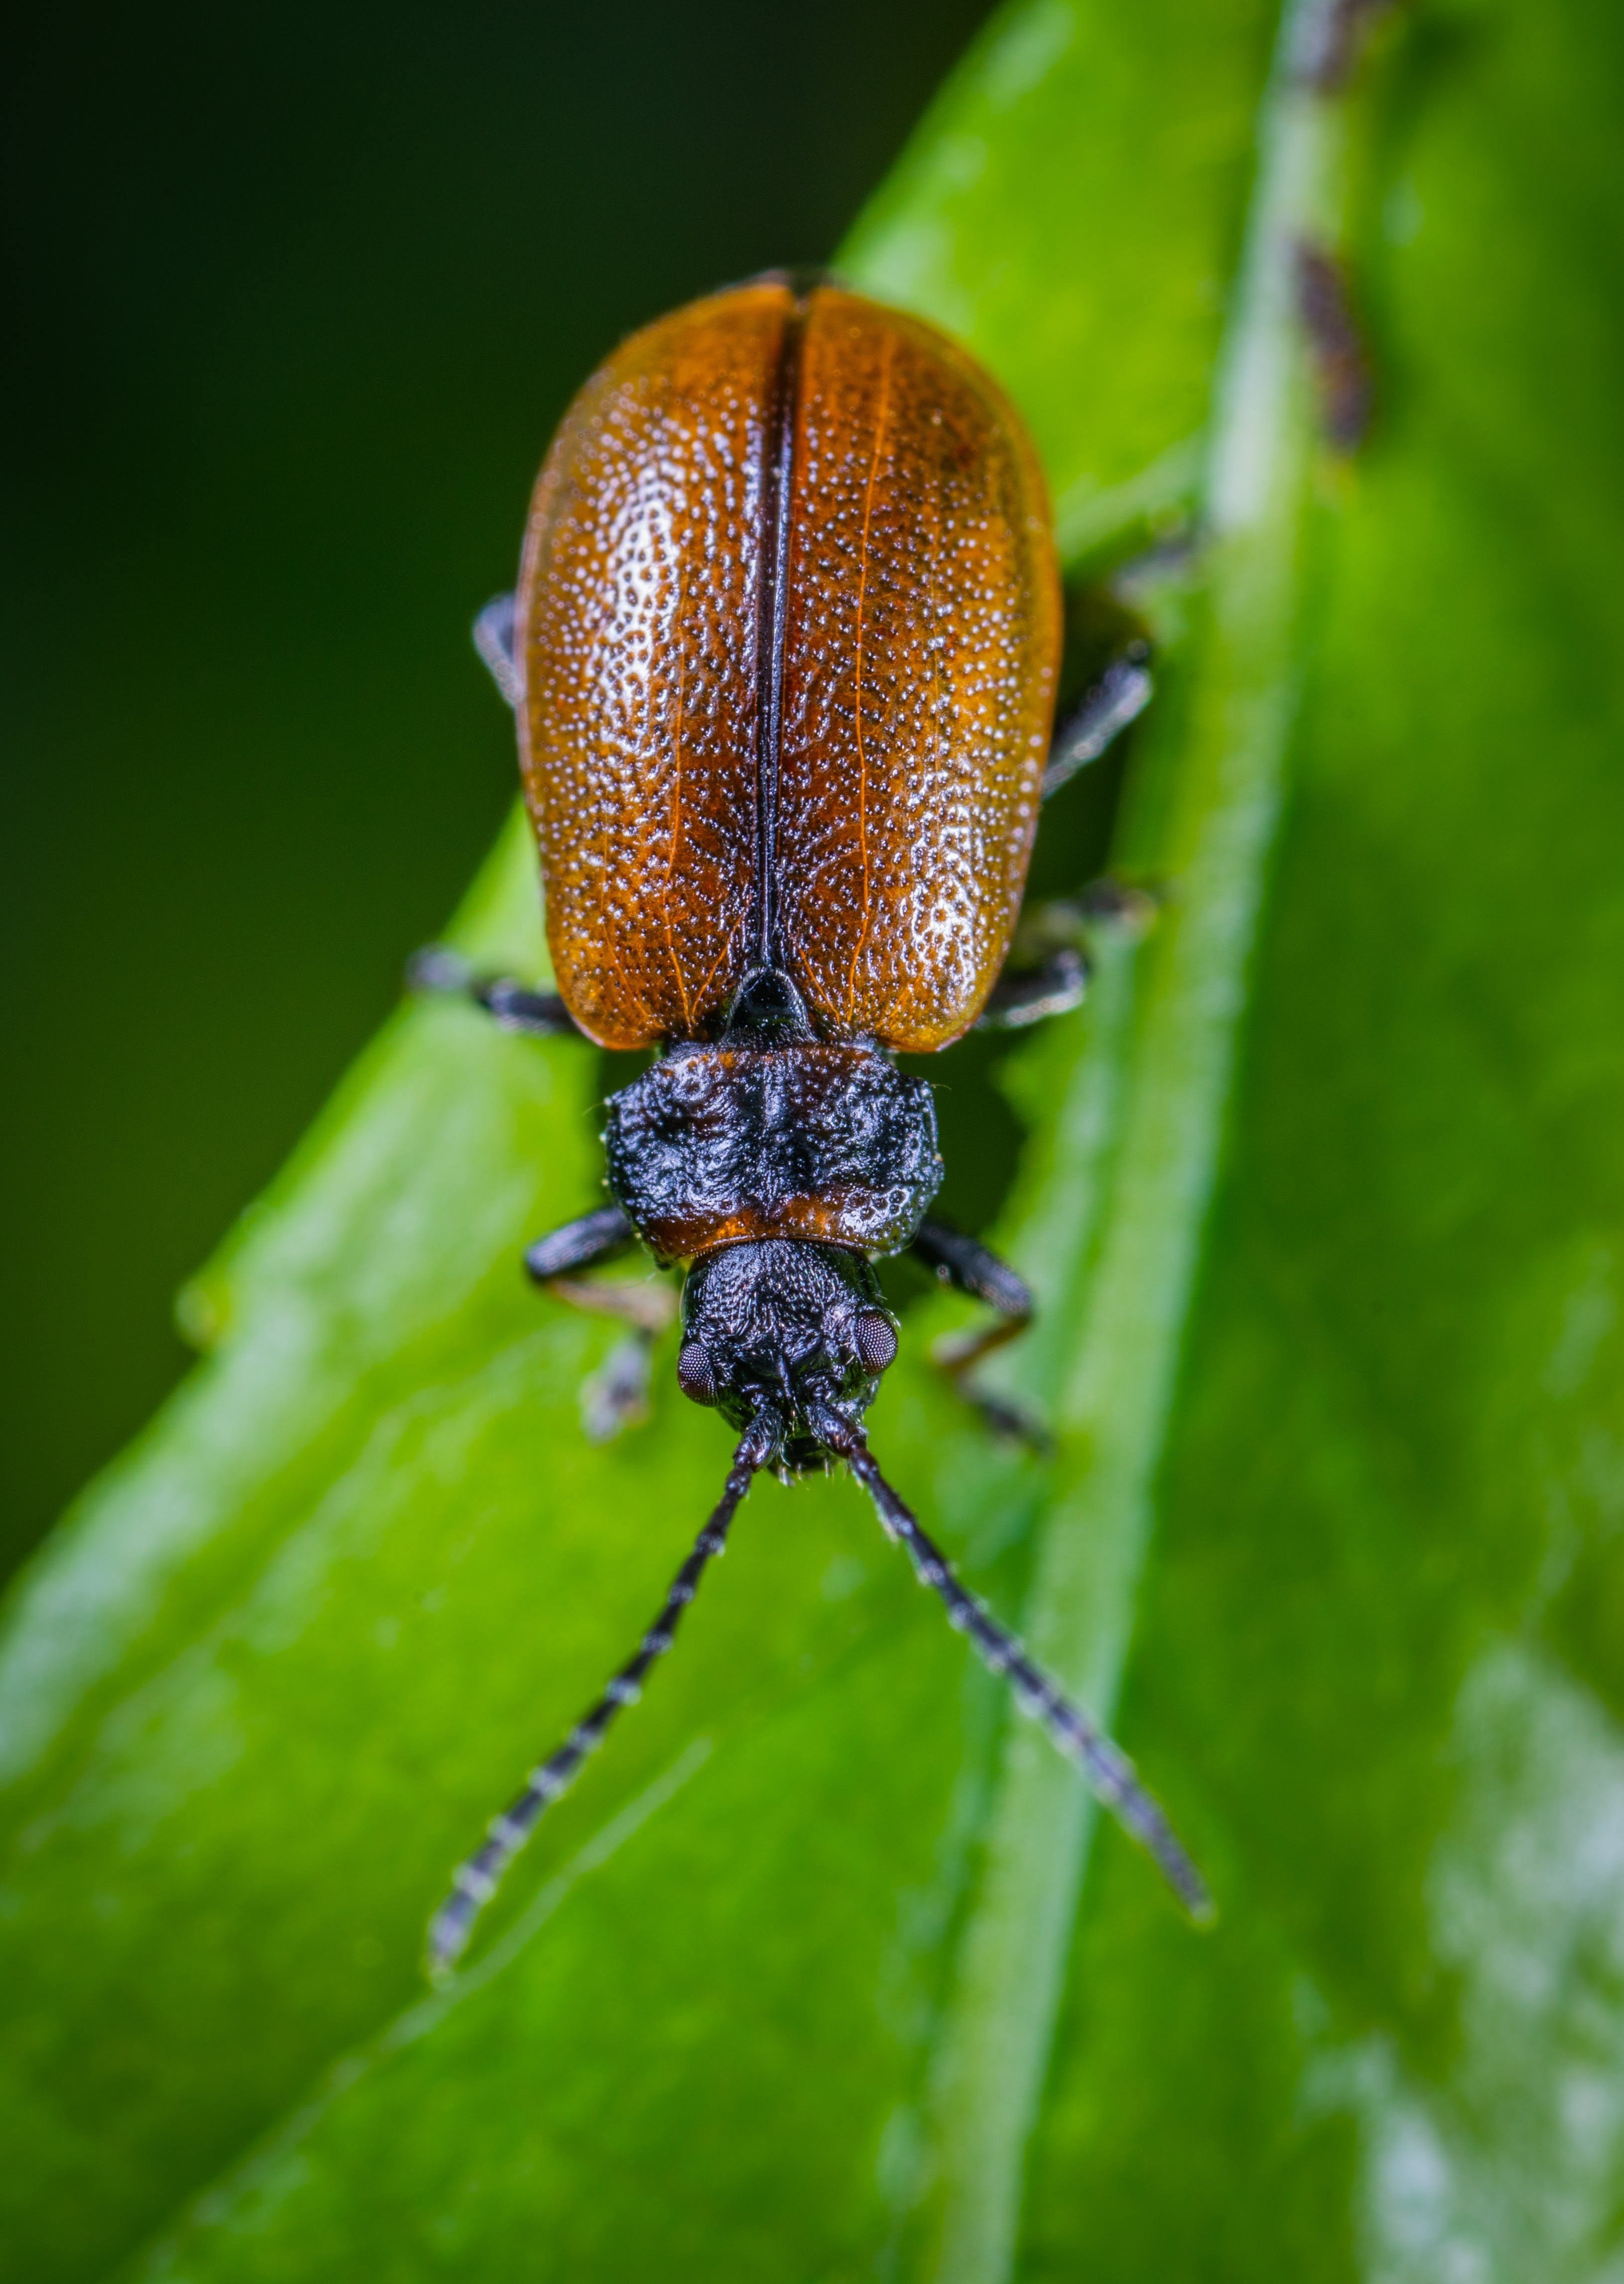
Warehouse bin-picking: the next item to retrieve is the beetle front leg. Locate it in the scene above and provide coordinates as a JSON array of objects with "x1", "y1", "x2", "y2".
[
  {"x1": 525, "y1": 1207, "x2": 679, "y2": 1440},
  {"x1": 548, "y1": 1276, "x2": 681, "y2": 1443},
  {"x1": 408, "y1": 945, "x2": 581, "y2": 1040},
  {"x1": 910, "y1": 1219, "x2": 1048, "y2": 1452}
]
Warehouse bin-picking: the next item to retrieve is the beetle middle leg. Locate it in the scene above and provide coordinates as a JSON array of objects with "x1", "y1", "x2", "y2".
[
  {"x1": 407, "y1": 944, "x2": 581, "y2": 1040},
  {"x1": 524, "y1": 1207, "x2": 678, "y2": 1441},
  {"x1": 414, "y1": 960, "x2": 668, "y2": 1432},
  {"x1": 977, "y1": 880, "x2": 1157, "y2": 1030},
  {"x1": 910, "y1": 1218, "x2": 1049, "y2": 1452}
]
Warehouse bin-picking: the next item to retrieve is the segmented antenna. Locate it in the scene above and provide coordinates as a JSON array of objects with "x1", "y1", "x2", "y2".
[
  {"x1": 427, "y1": 1413, "x2": 778, "y2": 1975},
  {"x1": 812, "y1": 1408, "x2": 1213, "y2": 1921}
]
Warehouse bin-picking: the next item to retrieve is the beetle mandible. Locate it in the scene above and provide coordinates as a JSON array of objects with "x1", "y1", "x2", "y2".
[{"x1": 415, "y1": 272, "x2": 1206, "y2": 1970}]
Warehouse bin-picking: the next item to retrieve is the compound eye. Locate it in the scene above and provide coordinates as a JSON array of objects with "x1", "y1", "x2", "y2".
[
  {"x1": 853, "y1": 1310, "x2": 899, "y2": 1376},
  {"x1": 676, "y1": 1341, "x2": 719, "y2": 1405}
]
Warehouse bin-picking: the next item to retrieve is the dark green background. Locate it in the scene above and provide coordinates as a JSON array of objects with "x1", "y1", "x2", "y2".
[{"x1": 0, "y1": 0, "x2": 996, "y2": 1572}]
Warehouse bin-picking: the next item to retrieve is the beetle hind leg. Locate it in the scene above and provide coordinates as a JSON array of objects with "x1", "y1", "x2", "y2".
[
  {"x1": 981, "y1": 628, "x2": 1156, "y2": 1026},
  {"x1": 1041, "y1": 645, "x2": 1153, "y2": 800}
]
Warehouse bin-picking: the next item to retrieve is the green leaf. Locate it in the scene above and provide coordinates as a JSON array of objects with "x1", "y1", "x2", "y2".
[{"x1": 4, "y1": 0, "x2": 1623, "y2": 2278}]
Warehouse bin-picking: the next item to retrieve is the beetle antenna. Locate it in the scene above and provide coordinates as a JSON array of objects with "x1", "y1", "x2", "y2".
[
  {"x1": 811, "y1": 1409, "x2": 1214, "y2": 1923},
  {"x1": 427, "y1": 1409, "x2": 780, "y2": 1976}
]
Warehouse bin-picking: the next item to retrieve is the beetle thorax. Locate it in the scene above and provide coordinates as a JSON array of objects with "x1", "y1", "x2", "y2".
[{"x1": 603, "y1": 1036, "x2": 943, "y2": 1266}]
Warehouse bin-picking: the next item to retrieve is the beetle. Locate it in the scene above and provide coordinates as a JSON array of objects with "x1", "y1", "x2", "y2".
[{"x1": 415, "y1": 272, "x2": 1206, "y2": 1972}]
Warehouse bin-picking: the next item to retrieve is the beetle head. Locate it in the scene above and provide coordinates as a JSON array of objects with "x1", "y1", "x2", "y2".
[{"x1": 677, "y1": 1239, "x2": 899, "y2": 1471}]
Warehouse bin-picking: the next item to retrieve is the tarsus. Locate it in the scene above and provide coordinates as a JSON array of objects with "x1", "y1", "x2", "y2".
[
  {"x1": 427, "y1": 1411, "x2": 778, "y2": 1975},
  {"x1": 810, "y1": 1407, "x2": 1214, "y2": 1922}
]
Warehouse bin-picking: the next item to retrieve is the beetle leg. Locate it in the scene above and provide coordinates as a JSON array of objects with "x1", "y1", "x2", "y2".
[
  {"x1": 549, "y1": 1276, "x2": 681, "y2": 1442},
  {"x1": 1041, "y1": 645, "x2": 1153, "y2": 800},
  {"x1": 523, "y1": 1207, "x2": 677, "y2": 1440},
  {"x1": 976, "y1": 945, "x2": 1090, "y2": 1029},
  {"x1": 910, "y1": 1219, "x2": 1050, "y2": 1453},
  {"x1": 472, "y1": 591, "x2": 521, "y2": 708},
  {"x1": 524, "y1": 1204, "x2": 637, "y2": 1281},
  {"x1": 977, "y1": 879, "x2": 1158, "y2": 1031},
  {"x1": 407, "y1": 944, "x2": 581, "y2": 1039}
]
